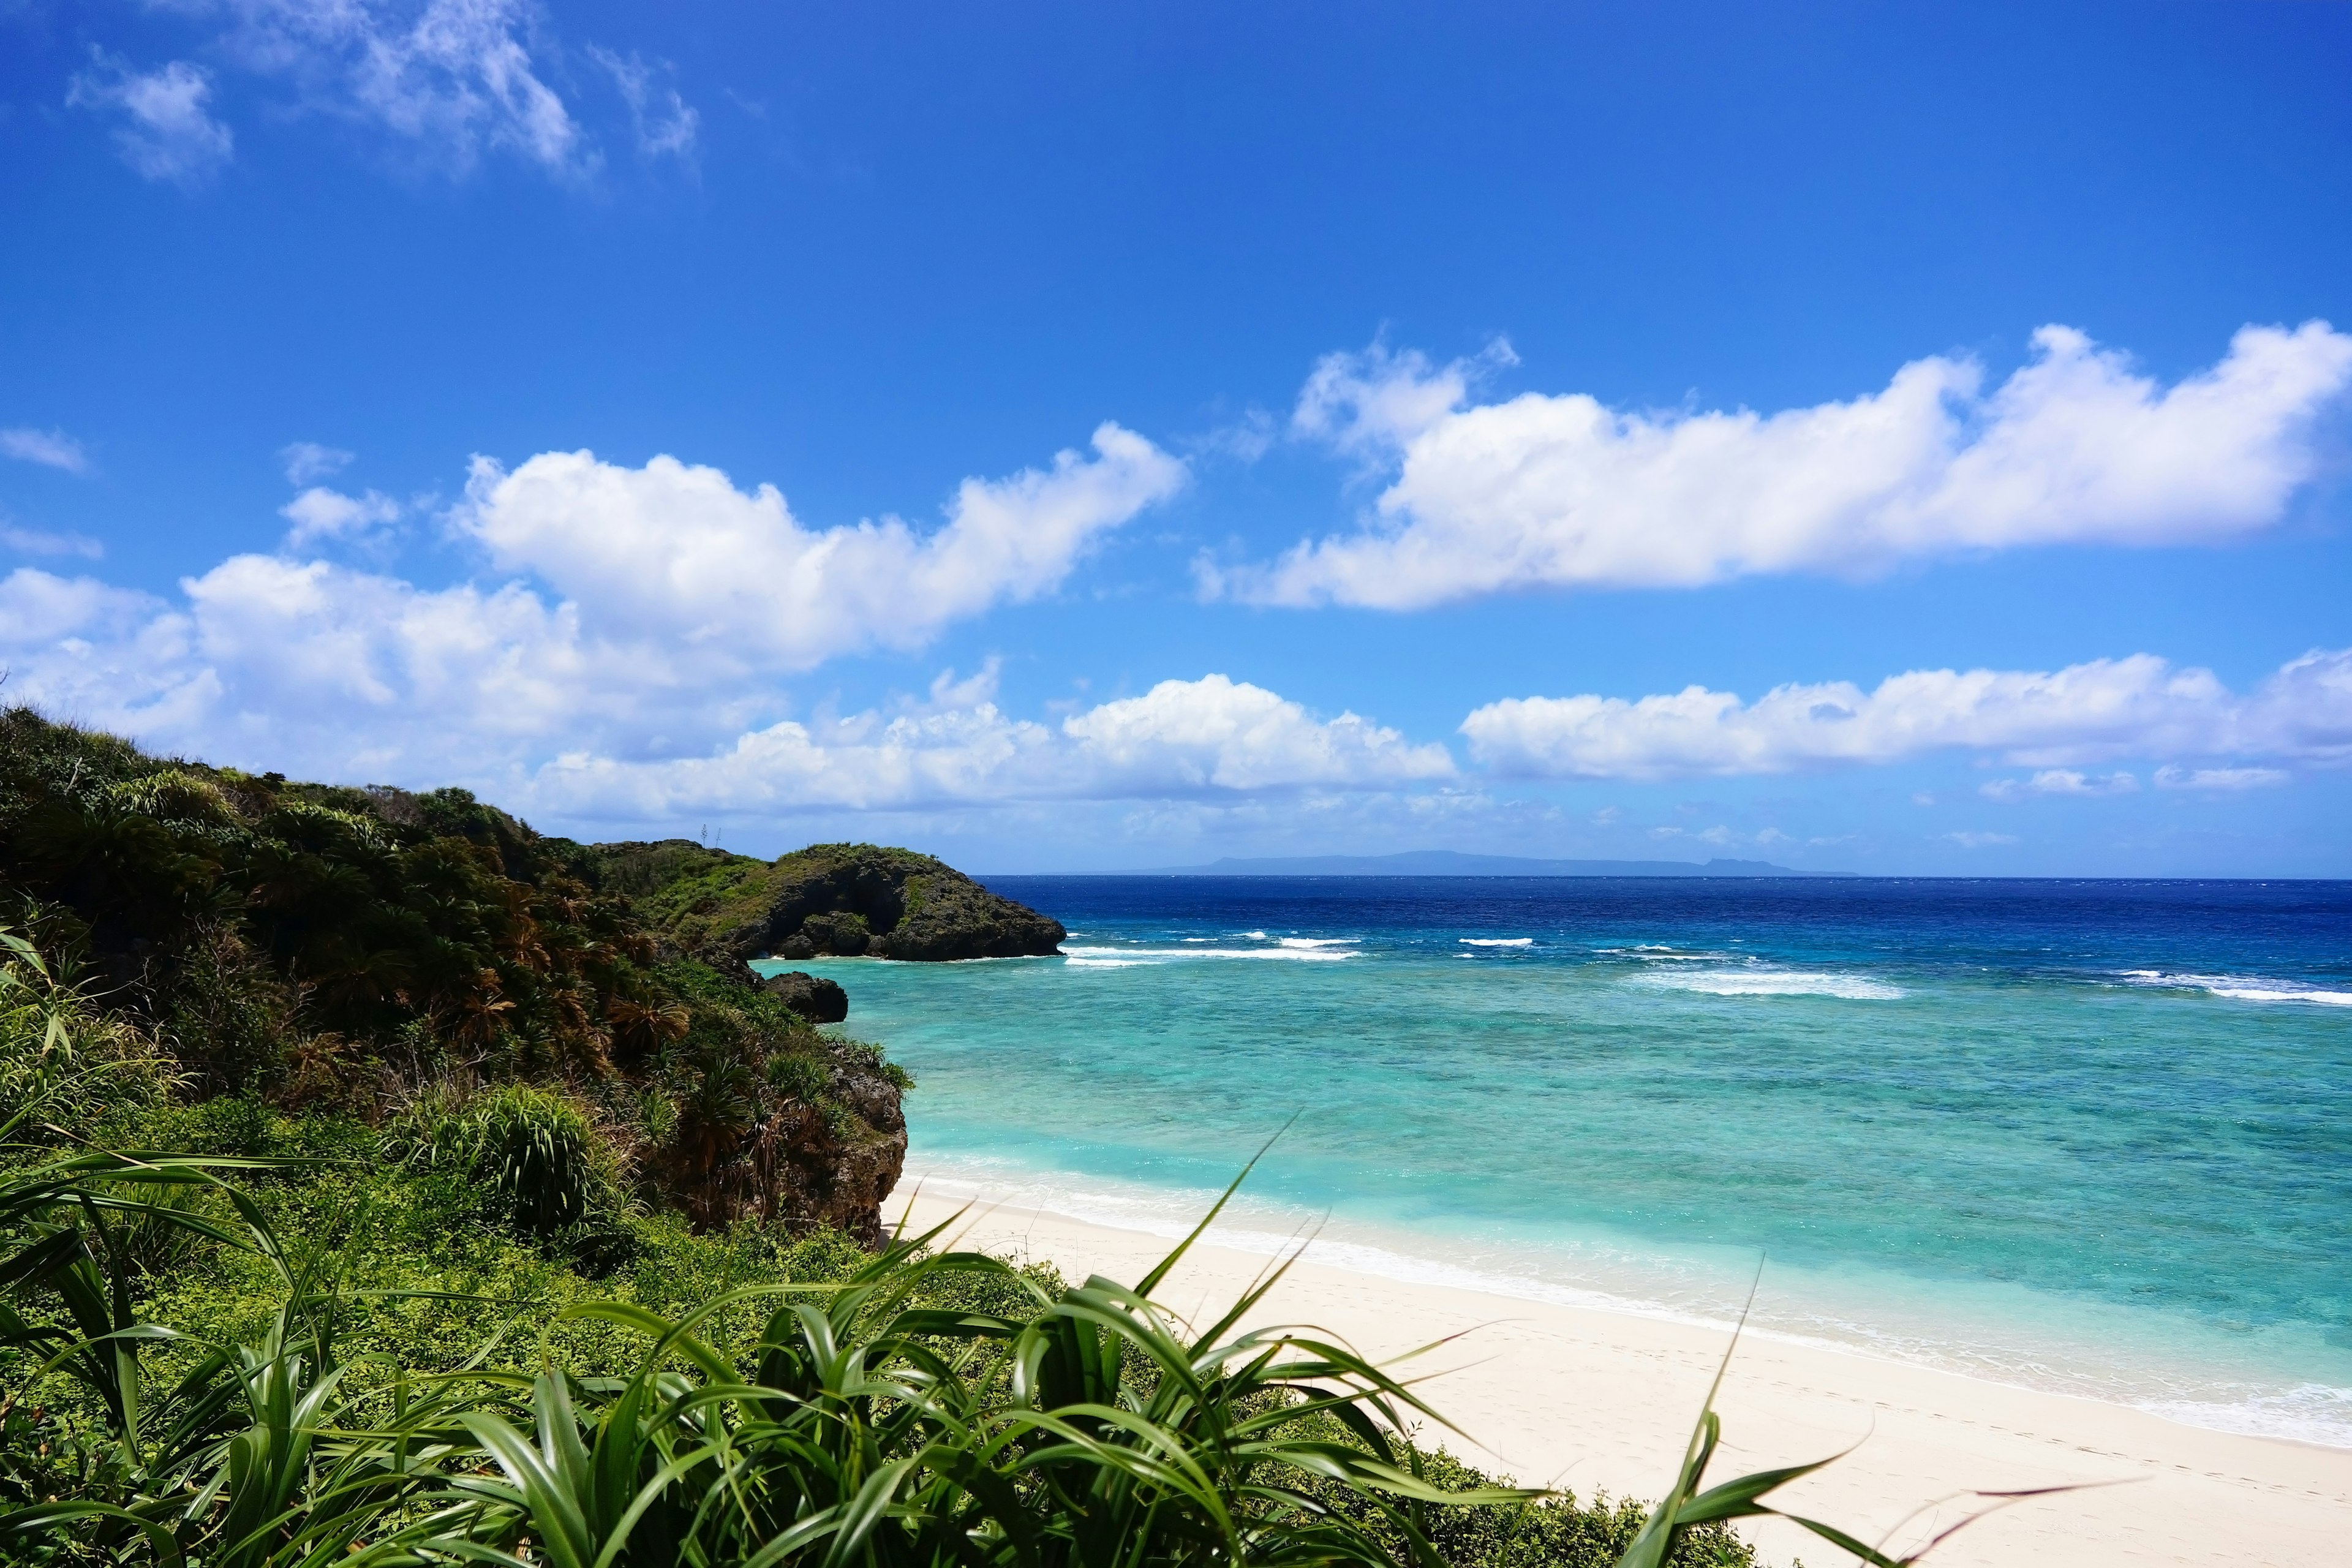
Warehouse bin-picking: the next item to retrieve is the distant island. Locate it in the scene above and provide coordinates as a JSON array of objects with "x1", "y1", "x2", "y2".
[{"x1": 1121, "y1": 850, "x2": 1852, "y2": 877}]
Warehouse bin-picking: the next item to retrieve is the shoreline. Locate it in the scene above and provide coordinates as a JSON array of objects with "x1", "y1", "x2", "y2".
[
  {"x1": 891, "y1": 1158, "x2": 2352, "y2": 1450},
  {"x1": 891, "y1": 1185, "x2": 2352, "y2": 1567}
]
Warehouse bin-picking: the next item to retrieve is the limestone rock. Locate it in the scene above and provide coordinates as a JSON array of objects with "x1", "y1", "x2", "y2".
[{"x1": 763, "y1": 969, "x2": 849, "y2": 1023}]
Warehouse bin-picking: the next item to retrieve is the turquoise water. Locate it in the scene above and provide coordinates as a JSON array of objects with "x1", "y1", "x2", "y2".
[{"x1": 755, "y1": 876, "x2": 2352, "y2": 1446}]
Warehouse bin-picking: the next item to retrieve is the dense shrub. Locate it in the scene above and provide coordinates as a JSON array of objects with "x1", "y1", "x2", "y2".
[
  {"x1": 387, "y1": 1081, "x2": 622, "y2": 1238},
  {"x1": 0, "y1": 709, "x2": 908, "y2": 1235},
  {"x1": 0, "y1": 1139, "x2": 1798, "y2": 1568}
]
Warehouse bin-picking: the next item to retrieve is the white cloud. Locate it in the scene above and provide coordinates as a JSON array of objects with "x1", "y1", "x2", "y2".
[
  {"x1": 520, "y1": 674, "x2": 1447, "y2": 821},
  {"x1": 4, "y1": 536, "x2": 1447, "y2": 818},
  {"x1": 1, "y1": 428, "x2": 92, "y2": 474},
  {"x1": 1461, "y1": 648, "x2": 2352, "y2": 780},
  {"x1": 592, "y1": 47, "x2": 698, "y2": 160},
  {"x1": 2, "y1": 525, "x2": 104, "y2": 560},
  {"x1": 1943, "y1": 832, "x2": 2019, "y2": 850},
  {"x1": 456, "y1": 423, "x2": 1185, "y2": 672},
  {"x1": 280, "y1": 441, "x2": 355, "y2": 484},
  {"x1": 281, "y1": 486, "x2": 402, "y2": 548},
  {"x1": 2154, "y1": 764, "x2": 2290, "y2": 792},
  {"x1": 1980, "y1": 769, "x2": 2139, "y2": 802},
  {"x1": 0, "y1": 568, "x2": 157, "y2": 646},
  {"x1": 67, "y1": 55, "x2": 235, "y2": 186},
  {"x1": 195, "y1": 0, "x2": 592, "y2": 177},
  {"x1": 1060, "y1": 676, "x2": 1454, "y2": 793},
  {"x1": 1226, "y1": 322, "x2": 2352, "y2": 608},
  {"x1": 0, "y1": 428, "x2": 1204, "y2": 797}
]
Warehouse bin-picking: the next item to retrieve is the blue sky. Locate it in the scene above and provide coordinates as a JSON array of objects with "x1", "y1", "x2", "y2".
[{"x1": 4, "y1": 1, "x2": 2349, "y2": 874}]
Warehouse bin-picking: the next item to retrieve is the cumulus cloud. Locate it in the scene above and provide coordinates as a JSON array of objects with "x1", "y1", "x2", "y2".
[
  {"x1": 524, "y1": 674, "x2": 1452, "y2": 820},
  {"x1": 0, "y1": 427, "x2": 1200, "y2": 796},
  {"x1": 0, "y1": 556, "x2": 1447, "y2": 819},
  {"x1": 456, "y1": 423, "x2": 1186, "y2": 672},
  {"x1": 1, "y1": 428, "x2": 92, "y2": 474},
  {"x1": 67, "y1": 55, "x2": 235, "y2": 186},
  {"x1": 1461, "y1": 648, "x2": 2352, "y2": 780},
  {"x1": 1224, "y1": 323, "x2": 2352, "y2": 608}
]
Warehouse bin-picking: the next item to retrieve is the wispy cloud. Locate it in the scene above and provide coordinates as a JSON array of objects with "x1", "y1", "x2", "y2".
[
  {"x1": 279, "y1": 442, "x2": 355, "y2": 485},
  {"x1": 1980, "y1": 769, "x2": 2139, "y2": 802},
  {"x1": 2154, "y1": 764, "x2": 2290, "y2": 792},
  {"x1": 592, "y1": 46, "x2": 698, "y2": 160},
  {"x1": 1943, "y1": 831, "x2": 2019, "y2": 850},
  {"x1": 1219, "y1": 322, "x2": 2352, "y2": 608},
  {"x1": 68, "y1": 54, "x2": 236, "y2": 187},
  {"x1": 0, "y1": 428, "x2": 91, "y2": 474},
  {"x1": 183, "y1": 0, "x2": 609, "y2": 179},
  {"x1": 281, "y1": 486, "x2": 402, "y2": 549},
  {"x1": 1, "y1": 525, "x2": 104, "y2": 560},
  {"x1": 1460, "y1": 649, "x2": 2352, "y2": 779}
]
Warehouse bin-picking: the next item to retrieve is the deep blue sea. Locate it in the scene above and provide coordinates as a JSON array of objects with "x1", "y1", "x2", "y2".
[{"x1": 755, "y1": 876, "x2": 2352, "y2": 1447}]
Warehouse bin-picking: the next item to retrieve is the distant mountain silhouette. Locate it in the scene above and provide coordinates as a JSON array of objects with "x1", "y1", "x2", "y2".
[{"x1": 1121, "y1": 850, "x2": 1849, "y2": 877}]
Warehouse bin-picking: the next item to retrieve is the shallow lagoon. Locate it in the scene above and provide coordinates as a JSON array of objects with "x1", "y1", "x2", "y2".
[{"x1": 760, "y1": 875, "x2": 2352, "y2": 1445}]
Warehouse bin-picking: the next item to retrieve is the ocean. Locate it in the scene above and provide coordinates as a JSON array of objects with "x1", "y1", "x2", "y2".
[{"x1": 753, "y1": 876, "x2": 2352, "y2": 1448}]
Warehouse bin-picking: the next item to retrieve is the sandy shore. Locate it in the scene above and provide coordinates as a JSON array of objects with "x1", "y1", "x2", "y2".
[{"x1": 891, "y1": 1185, "x2": 2350, "y2": 1567}]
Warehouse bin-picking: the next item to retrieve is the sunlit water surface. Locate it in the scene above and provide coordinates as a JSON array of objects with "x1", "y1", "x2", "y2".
[{"x1": 758, "y1": 876, "x2": 2352, "y2": 1446}]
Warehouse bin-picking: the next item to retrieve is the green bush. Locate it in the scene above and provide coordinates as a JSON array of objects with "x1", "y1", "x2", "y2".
[
  {"x1": 0, "y1": 1143, "x2": 1937, "y2": 1568},
  {"x1": 386, "y1": 1082, "x2": 622, "y2": 1238}
]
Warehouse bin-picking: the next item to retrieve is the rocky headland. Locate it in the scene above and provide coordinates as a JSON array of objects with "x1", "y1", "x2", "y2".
[{"x1": 596, "y1": 840, "x2": 1065, "y2": 965}]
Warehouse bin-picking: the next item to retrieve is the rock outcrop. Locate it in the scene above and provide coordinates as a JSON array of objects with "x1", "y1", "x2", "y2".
[
  {"x1": 766, "y1": 1041, "x2": 905, "y2": 1247},
  {"x1": 603, "y1": 840, "x2": 1065, "y2": 965},
  {"x1": 763, "y1": 969, "x2": 848, "y2": 1023}
]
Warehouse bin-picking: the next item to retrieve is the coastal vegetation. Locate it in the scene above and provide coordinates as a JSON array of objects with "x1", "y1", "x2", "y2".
[
  {"x1": 614, "y1": 839, "x2": 1069, "y2": 963},
  {"x1": 2, "y1": 710, "x2": 1900, "y2": 1567}
]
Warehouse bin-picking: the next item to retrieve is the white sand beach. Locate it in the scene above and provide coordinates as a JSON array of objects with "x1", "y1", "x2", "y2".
[{"x1": 894, "y1": 1187, "x2": 2352, "y2": 1568}]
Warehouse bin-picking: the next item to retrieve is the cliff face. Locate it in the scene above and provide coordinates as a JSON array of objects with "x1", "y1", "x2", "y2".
[
  {"x1": 762, "y1": 1039, "x2": 906, "y2": 1247},
  {"x1": 601, "y1": 840, "x2": 1065, "y2": 965}
]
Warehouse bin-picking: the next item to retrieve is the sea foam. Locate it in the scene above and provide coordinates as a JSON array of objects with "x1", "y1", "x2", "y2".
[
  {"x1": 1061, "y1": 943, "x2": 1358, "y2": 967},
  {"x1": 1632, "y1": 967, "x2": 1905, "y2": 1000},
  {"x1": 2119, "y1": 970, "x2": 2352, "y2": 1006}
]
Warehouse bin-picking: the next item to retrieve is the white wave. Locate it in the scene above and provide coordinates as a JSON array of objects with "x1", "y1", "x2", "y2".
[
  {"x1": 1594, "y1": 946, "x2": 1721, "y2": 961},
  {"x1": 2139, "y1": 1383, "x2": 2352, "y2": 1448},
  {"x1": 1633, "y1": 968, "x2": 1905, "y2": 1000},
  {"x1": 1460, "y1": 937, "x2": 1534, "y2": 948},
  {"x1": 1243, "y1": 930, "x2": 1267, "y2": 940},
  {"x1": 1060, "y1": 944, "x2": 1359, "y2": 965},
  {"x1": 1276, "y1": 937, "x2": 1357, "y2": 949},
  {"x1": 2117, "y1": 971, "x2": 2352, "y2": 1007}
]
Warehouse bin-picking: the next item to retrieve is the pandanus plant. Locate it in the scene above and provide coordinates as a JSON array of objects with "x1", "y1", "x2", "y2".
[
  {"x1": 2, "y1": 1134, "x2": 1970, "y2": 1568},
  {"x1": 0, "y1": 973, "x2": 1988, "y2": 1568}
]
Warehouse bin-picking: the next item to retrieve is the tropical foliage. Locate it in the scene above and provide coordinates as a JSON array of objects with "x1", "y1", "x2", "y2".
[
  {"x1": 0, "y1": 708, "x2": 901, "y2": 1235},
  {"x1": 0, "y1": 1130, "x2": 1793, "y2": 1568}
]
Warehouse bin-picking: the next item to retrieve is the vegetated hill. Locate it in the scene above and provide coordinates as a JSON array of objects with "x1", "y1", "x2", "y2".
[
  {"x1": 601, "y1": 839, "x2": 1066, "y2": 963},
  {"x1": 0, "y1": 707, "x2": 907, "y2": 1244}
]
